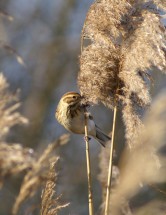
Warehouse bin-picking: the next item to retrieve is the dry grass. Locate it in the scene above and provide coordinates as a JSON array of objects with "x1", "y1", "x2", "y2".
[
  {"x1": 0, "y1": 73, "x2": 32, "y2": 184},
  {"x1": 0, "y1": 73, "x2": 33, "y2": 187},
  {"x1": 78, "y1": 0, "x2": 129, "y2": 108},
  {"x1": 41, "y1": 158, "x2": 69, "y2": 215},
  {"x1": 78, "y1": 1, "x2": 166, "y2": 215},
  {"x1": 12, "y1": 134, "x2": 69, "y2": 215},
  {"x1": 0, "y1": 1, "x2": 166, "y2": 215},
  {"x1": 0, "y1": 73, "x2": 69, "y2": 214},
  {"x1": 0, "y1": 142, "x2": 34, "y2": 187},
  {"x1": 109, "y1": 91, "x2": 166, "y2": 214},
  {"x1": 0, "y1": 73, "x2": 28, "y2": 139},
  {"x1": 78, "y1": 0, "x2": 166, "y2": 147}
]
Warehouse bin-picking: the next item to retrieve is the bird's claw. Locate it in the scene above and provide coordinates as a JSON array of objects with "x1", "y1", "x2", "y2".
[{"x1": 84, "y1": 136, "x2": 91, "y2": 142}]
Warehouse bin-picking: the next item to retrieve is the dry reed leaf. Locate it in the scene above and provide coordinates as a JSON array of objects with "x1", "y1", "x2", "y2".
[
  {"x1": 41, "y1": 158, "x2": 69, "y2": 215},
  {"x1": 12, "y1": 134, "x2": 69, "y2": 215},
  {"x1": 109, "y1": 91, "x2": 166, "y2": 214}
]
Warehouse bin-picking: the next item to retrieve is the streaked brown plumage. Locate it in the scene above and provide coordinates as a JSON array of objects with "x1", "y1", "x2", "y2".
[{"x1": 55, "y1": 92, "x2": 111, "y2": 147}]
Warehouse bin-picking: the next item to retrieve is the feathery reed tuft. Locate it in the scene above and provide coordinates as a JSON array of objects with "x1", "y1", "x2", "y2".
[
  {"x1": 0, "y1": 72, "x2": 69, "y2": 214},
  {"x1": 78, "y1": 1, "x2": 166, "y2": 214},
  {"x1": 109, "y1": 90, "x2": 166, "y2": 214},
  {"x1": 78, "y1": 0, "x2": 130, "y2": 108},
  {"x1": 0, "y1": 73, "x2": 31, "y2": 185},
  {"x1": 41, "y1": 158, "x2": 69, "y2": 215},
  {"x1": 78, "y1": 0, "x2": 166, "y2": 147},
  {"x1": 0, "y1": 142, "x2": 34, "y2": 187},
  {"x1": 12, "y1": 134, "x2": 69, "y2": 215},
  {"x1": 0, "y1": 73, "x2": 28, "y2": 139}
]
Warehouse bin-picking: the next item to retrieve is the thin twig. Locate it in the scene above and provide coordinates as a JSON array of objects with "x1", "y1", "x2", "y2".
[
  {"x1": 84, "y1": 108, "x2": 94, "y2": 215},
  {"x1": 104, "y1": 105, "x2": 117, "y2": 215}
]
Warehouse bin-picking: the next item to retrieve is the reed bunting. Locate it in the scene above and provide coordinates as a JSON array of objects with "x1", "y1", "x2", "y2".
[{"x1": 55, "y1": 92, "x2": 111, "y2": 147}]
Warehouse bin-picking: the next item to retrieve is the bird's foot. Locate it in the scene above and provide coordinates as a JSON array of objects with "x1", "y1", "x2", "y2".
[{"x1": 84, "y1": 136, "x2": 91, "y2": 142}]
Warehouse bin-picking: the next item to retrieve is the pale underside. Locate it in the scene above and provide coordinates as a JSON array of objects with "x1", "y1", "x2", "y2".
[{"x1": 56, "y1": 102, "x2": 96, "y2": 137}]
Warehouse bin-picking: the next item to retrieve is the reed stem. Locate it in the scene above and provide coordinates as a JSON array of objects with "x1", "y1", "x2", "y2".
[
  {"x1": 104, "y1": 105, "x2": 117, "y2": 215},
  {"x1": 84, "y1": 109, "x2": 94, "y2": 215}
]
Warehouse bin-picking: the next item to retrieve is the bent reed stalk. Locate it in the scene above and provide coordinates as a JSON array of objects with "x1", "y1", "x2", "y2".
[{"x1": 84, "y1": 108, "x2": 94, "y2": 215}]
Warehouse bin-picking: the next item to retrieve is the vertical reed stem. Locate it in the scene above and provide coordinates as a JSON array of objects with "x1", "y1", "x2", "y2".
[
  {"x1": 81, "y1": 14, "x2": 94, "y2": 215},
  {"x1": 84, "y1": 109, "x2": 94, "y2": 215},
  {"x1": 104, "y1": 105, "x2": 117, "y2": 215}
]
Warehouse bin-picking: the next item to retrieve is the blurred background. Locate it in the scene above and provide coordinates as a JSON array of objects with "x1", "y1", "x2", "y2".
[{"x1": 0, "y1": 0, "x2": 166, "y2": 215}]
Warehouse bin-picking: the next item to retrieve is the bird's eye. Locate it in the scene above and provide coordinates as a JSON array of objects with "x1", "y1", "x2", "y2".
[{"x1": 73, "y1": 96, "x2": 76, "y2": 99}]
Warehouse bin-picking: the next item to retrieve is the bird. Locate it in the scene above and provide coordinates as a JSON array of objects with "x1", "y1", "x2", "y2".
[{"x1": 55, "y1": 91, "x2": 111, "y2": 147}]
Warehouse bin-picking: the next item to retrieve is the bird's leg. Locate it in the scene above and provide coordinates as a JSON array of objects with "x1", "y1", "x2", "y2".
[{"x1": 84, "y1": 136, "x2": 91, "y2": 142}]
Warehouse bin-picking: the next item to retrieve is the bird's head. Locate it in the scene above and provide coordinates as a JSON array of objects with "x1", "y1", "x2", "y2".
[{"x1": 61, "y1": 92, "x2": 83, "y2": 106}]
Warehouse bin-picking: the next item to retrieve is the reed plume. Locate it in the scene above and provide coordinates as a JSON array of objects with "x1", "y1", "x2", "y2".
[
  {"x1": 41, "y1": 158, "x2": 69, "y2": 215},
  {"x1": 0, "y1": 142, "x2": 34, "y2": 187},
  {"x1": 120, "y1": 7, "x2": 166, "y2": 147},
  {"x1": 0, "y1": 73, "x2": 32, "y2": 186},
  {"x1": 78, "y1": 0, "x2": 129, "y2": 108},
  {"x1": 0, "y1": 73, "x2": 69, "y2": 215},
  {"x1": 109, "y1": 90, "x2": 166, "y2": 215},
  {"x1": 78, "y1": 0, "x2": 166, "y2": 214},
  {"x1": 78, "y1": 0, "x2": 166, "y2": 146},
  {"x1": 0, "y1": 73, "x2": 28, "y2": 139},
  {"x1": 12, "y1": 134, "x2": 69, "y2": 215}
]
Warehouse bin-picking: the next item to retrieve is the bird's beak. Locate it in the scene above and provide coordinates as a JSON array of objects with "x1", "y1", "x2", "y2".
[
  {"x1": 80, "y1": 95, "x2": 85, "y2": 99},
  {"x1": 80, "y1": 96, "x2": 90, "y2": 107}
]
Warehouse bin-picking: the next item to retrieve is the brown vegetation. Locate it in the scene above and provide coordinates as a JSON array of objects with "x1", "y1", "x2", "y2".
[{"x1": 0, "y1": 1, "x2": 166, "y2": 215}]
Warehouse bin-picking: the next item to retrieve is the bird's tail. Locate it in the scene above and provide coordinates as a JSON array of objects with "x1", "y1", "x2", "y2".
[{"x1": 95, "y1": 126, "x2": 111, "y2": 147}]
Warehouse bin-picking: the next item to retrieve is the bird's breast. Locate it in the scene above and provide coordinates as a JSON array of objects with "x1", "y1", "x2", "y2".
[
  {"x1": 56, "y1": 104, "x2": 96, "y2": 136},
  {"x1": 68, "y1": 111, "x2": 96, "y2": 137},
  {"x1": 66, "y1": 110, "x2": 85, "y2": 134}
]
